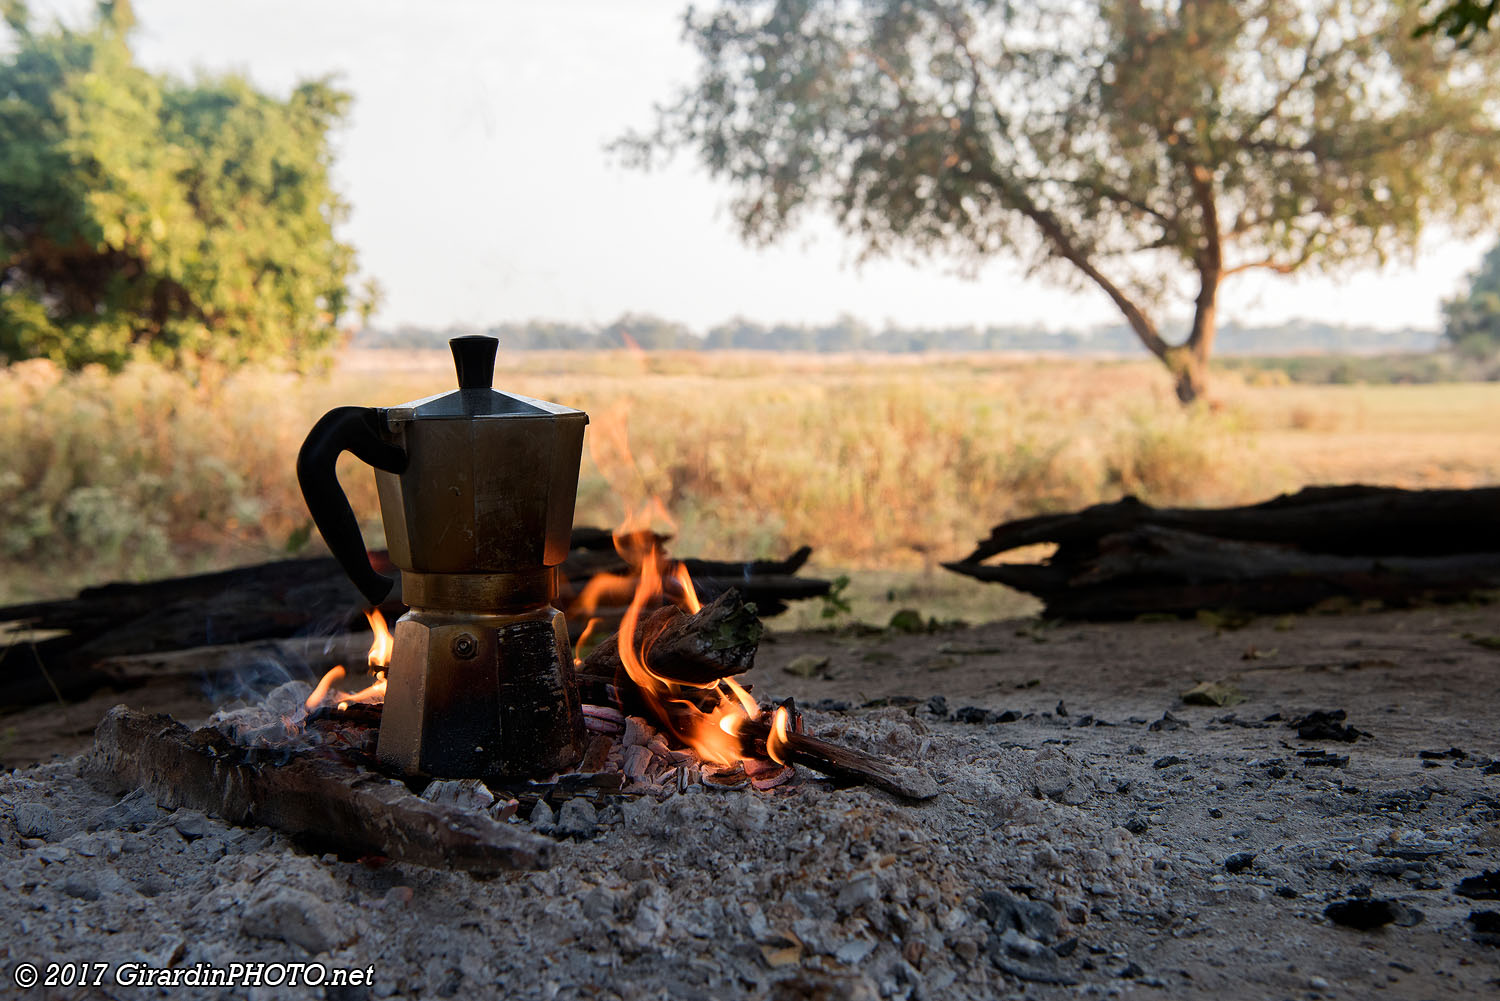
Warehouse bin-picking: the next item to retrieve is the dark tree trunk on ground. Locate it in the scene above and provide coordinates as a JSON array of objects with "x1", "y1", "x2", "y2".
[{"x1": 947, "y1": 485, "x2": 1500, "y2": 619}]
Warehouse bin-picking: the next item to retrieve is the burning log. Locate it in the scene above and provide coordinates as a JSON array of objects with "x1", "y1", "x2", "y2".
[
  {"x1": 92, "y1": 706, "x2": 552, "y2": 873},
  {"x1": 581, "y1": 588, "x2": 763, "y2": 687},
  {"x1": 947, "y1": 486, "x2": 1500, "y2": 620},
  {"x1": 580, "y1": 570, "x2": 938, "y2": 802}
]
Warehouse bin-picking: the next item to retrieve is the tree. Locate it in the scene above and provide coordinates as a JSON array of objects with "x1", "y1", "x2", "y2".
[
  {"x1": 621, "y1": 0, "x2": 1500, "y2": 402},
  {"x1": 0, "y1": 1, "x2": 372, "y2": 372},
  {"x1": 1418, "y1": 0, "x2": 1498, "y2": 43},
  {"x1": 1440, "y1": 239, "x2": 1500, "y2": 357}
]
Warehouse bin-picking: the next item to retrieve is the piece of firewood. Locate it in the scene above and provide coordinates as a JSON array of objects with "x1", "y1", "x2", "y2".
[
  {"x1": 581, "y1": 588, "x2": 763, "y2": 686},
  {"x1": 91, "y1": 706, "x2": 552, "y2": 873},
  {"x1": 735, "y1": 716, "x2": 939, "y2": 802}
]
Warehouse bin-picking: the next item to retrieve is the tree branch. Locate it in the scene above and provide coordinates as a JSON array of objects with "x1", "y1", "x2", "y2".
[{"x1": 976, "y1": 161, "x2": 1170, "y2": 361}]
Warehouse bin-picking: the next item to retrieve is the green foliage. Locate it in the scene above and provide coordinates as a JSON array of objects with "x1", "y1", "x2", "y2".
[
  {"x1": 819, "y1": 573, "x2": 852, "y2": 619},
  {"x1": 0, "y1": 1, "x2": 371, "y2": 372},
  {"x1": 1441, "y1": 240, "x2": 1500, "y2": 359},
  {"x1": 1417, "y1": 0, "x2": 1499, "y2": 44},
  {"x1": 622, "y1": 0, "x2": 1500, "y2": 401}
]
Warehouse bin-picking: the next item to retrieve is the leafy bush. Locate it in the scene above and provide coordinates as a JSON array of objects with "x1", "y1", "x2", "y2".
[{"x1": 0, "y1": 1, "x2": 372, "y2": 372}]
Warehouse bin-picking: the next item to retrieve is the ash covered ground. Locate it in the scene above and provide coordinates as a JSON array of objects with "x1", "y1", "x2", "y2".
[{"x1": 2, "y1": 603, "x2": 1499, "y2": 999}]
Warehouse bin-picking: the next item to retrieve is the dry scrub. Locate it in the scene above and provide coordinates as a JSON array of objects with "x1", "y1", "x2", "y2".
[{"x1": 4, "y1": 350, "x2": 1497, "y2": 603}]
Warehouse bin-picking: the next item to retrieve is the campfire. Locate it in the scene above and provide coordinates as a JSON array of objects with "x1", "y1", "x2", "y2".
[
  {"x1": 287, "y1": 504, "x2": 933, "y2": 804},
  {"x1": 95, "y1": 352, "x2": 934, "y2": 874}
]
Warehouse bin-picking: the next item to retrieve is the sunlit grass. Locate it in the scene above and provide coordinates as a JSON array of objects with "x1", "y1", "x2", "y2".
[{"x1": 3, "y1": 349, "x2": 1496, "y2": 609}]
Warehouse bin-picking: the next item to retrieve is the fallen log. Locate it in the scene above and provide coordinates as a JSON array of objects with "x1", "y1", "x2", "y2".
[
  {"x1": 947, "y1": 486, "x2": 1500, "y2": 620},
  {"x1": 92, "y1": 633, "x2": 370, "y2": 687},
  {"x1": 91, "y1": 705, "x2": 552, "y2": 873},
  {"x1": 1, "y1": 528, "x2": 827, "y2": 709},
  {"x1": 954, "y1": 485, "x2": 1500, "y2": 566}
]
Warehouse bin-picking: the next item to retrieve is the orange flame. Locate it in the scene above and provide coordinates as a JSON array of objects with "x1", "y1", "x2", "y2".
[
  {"x1": 574, "y1": 404, "x2": 770, "y2": 767},
  {"x1": 304, "y1": 665, "x2": 346, "y2": 712},
  {"x1": 366, "y1": 609, "x2": 393, "y2": 668},
  {"x1": 609, "y1": 511, "x2": 763, "y2": 766},
  {"x1": 767, "y1": 705, "x2": 792, "y2": 766},
  {"x1": 305, "y1": 610, "x2": 393, "y2": 712},
  {"x1": 573, "y1": 617, "x2": 602, "y2": 666}
]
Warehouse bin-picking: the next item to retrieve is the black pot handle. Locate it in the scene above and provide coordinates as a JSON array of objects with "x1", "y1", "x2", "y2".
[{"x1": 297, "y1": 406, "x2": 408, "y2": 605}]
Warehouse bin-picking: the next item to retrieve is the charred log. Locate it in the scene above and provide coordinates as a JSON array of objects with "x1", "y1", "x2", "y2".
[
  {"x1": 947, "y1": 486, "x2": 1500, "y2": 620},
  {"x1": 1, "y1": 528, "x2": 826, "y2": 709},
  {"x1": 954, "y1": 486, "x2": 1500, "y2": 565},
  {"x1": 92, "y1": 705, "x2": 551, "y2": 873},
  {"x1": 581, "y1": 588, "x2": 764, "y2": 687},
  {"x1": 734, "y1": 716, "x2": 939, "y2": 802}
]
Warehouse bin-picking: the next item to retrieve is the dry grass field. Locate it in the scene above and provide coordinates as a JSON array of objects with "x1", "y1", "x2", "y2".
[{"x1": 3, "y1": 349, "x2": 1498, "y2": 616}]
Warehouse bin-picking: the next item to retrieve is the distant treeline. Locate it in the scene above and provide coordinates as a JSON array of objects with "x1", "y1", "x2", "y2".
[{"x1": 356, "y1": 315, "x2": 1438, "y2": 356}]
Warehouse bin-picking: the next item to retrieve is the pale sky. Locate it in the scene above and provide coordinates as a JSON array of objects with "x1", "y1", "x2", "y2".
[{"x1": 31, "y1": 0, "x2": 1496, "y2": 333}]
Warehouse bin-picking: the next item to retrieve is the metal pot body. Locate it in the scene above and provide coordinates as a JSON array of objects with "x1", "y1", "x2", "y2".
[{"x1": 375, "y1": 410, "x2": 587, "y2": 575}]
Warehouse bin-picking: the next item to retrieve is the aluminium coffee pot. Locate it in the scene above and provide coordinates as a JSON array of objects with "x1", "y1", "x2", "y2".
[{"x1": 297, "y1": 335, "x2": 589, "y2": 778}]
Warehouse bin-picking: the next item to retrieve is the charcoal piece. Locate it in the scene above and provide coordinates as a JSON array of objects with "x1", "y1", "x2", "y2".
[
  {"x1": 1297, "y1": 749, "x2": 1350, "y2": 768},
  {"x1": 1418, "y1": 747, "x2": 1466, "y2": 760},
  {"x1": 1287, "y1": 709, "x2": 1368, "y2": 742},
  {"x1": 1323, "y1": 898, "x2": 1423, "y2": 930},
  {"x1": 1153, "y1": 755, "x2": 1185, "y2": 769},
  {"x1": 1148, "y1": 711, "x2": 1189, "y2": 732},
  {"x1": 1470, "y1": 910, "x2": 1500, "y2": 946},
  {"x1": 1224, "y1": 852, "x2": 1257, "y2": 874},
  {"x1": 979, "y1": 890, "x2": 1059, "y2": 943},
  {"x1": 952, "y1": 706, "x2": 992, "y2": 724},
  {"x1": 1456, "y1": 871, "x2": 1500, "y2": 900}
]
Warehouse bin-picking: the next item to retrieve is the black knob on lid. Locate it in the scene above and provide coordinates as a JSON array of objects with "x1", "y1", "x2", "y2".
[{"x1": 450, "y1": 335, "x2": 498, "y2": 390}]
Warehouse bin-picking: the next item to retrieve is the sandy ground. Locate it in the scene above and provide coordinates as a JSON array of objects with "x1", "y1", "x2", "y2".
[{"x1": 1, "y1": 601, "x2": 1498, "y2": 998}]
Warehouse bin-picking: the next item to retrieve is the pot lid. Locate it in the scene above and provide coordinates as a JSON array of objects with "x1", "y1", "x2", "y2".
[{"x1": 384, "y1": 335, "x2": 586, "y2": 422}]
